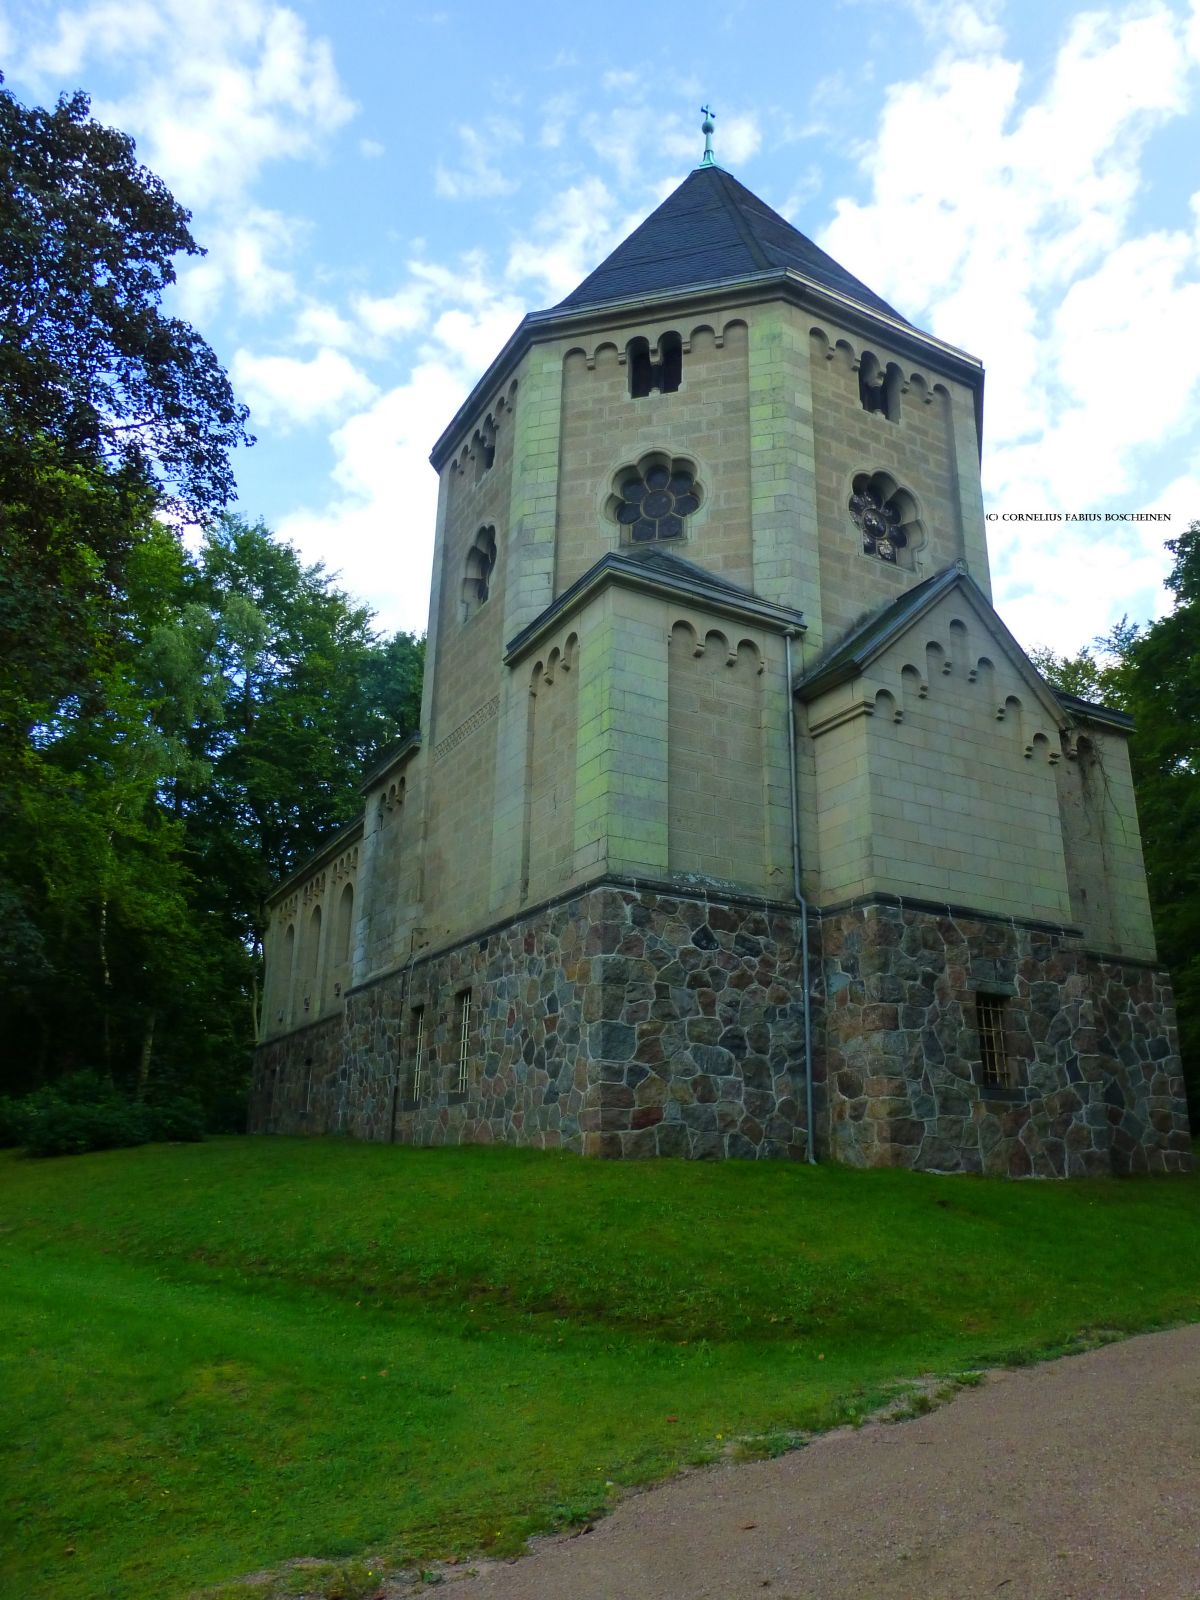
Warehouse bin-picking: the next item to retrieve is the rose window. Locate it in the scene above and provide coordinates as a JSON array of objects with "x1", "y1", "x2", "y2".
[
  {"x1": 612, "y1": 459, "x2": 702, "y2": 543},
  {"x1": 849, "y1": 472, "x2": 921, "y2": 565}
]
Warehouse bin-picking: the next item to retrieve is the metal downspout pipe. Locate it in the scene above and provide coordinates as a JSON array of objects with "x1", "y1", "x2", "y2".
[{"x1": 784, "y1": 631, "x2": 817, "y2": 1164}]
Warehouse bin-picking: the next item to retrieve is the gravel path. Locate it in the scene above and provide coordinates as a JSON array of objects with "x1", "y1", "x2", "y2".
[{"x1": 452, "y1": 1325, "x2": 1200, "y2": 1600}]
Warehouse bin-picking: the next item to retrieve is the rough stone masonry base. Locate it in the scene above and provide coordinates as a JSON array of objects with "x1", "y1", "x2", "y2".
[
  {"x1": 251, "y1": 884, "x2": 1192, "y2": 1176},
  {"x1": 821, "y1": 901, "x2": 1192, "y2": 1177}
]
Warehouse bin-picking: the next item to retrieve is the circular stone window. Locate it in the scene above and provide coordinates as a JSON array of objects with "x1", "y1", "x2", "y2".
[
  {"x1": 849, "y1": 471, "x2": 922, "y2": 565},
  {"x1": 607, "y1": 454, "x2": 703, "y2": 543}
]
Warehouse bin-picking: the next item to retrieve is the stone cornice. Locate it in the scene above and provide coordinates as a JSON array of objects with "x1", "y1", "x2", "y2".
[
  {"x1": 430, "y1": 271, "x2": 986, "y2": 471},
  {"x1": 359, "y1": 730, "x2": 422, "y2": 791},
  {"x1": 266, "y1": 815, "x2": 365, "y2": 908}
]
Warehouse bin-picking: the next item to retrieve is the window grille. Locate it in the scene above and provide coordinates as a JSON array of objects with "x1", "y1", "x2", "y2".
[
  {"x1": 456, "y1": 991, "x2": 471, "y2": 1094},
  {"x1": 976, "y1": 994, "x2": 1012, "y2": 1088},
  {"x1": 411, "y1": 1008, "x2": 425, "y2": 1100}
]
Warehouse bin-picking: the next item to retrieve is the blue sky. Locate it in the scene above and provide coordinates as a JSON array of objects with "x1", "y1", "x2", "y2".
[{"x1": 3, "y1": 0, "x2": 1199, "y2": 650}]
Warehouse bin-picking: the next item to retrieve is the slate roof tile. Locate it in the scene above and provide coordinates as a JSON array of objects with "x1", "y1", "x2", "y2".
[{"x1": 557, "y1": 166, "x2": 906, "y2": 323}]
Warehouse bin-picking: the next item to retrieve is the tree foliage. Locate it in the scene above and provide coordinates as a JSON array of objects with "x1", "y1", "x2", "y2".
[
  {"x1": 0, "y1": 510, "x2": 424, "y2": 1114},
  {"x1": 1035, "y1": 523, "x2": 1200, "y2": 1117},
  {"x1": 0, "y1": 77, "x2": 251, "y2": 518},
  {"x1": 0, "y1": 83, "x2": 422, "y2": 1122}
]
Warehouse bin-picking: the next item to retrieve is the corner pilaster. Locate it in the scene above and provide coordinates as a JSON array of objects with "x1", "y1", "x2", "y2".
[{"x1": 748, "y1": 307, "x2": 823, "y2": 648}]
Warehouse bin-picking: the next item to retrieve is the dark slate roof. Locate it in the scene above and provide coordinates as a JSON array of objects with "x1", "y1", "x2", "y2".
[
  {"x1": 556, "y1": 165, "x2": 906, "y2": 322},
  {"x1": 615, "y1": 542, "x2": 758, "y2": 597},
  {"x1": 795, "y1": 566, "x2": 962, "y2": 698},
  {"x1": 795, "y1": 562, "x2": 1086, "y2": 733},
  {"x1": 1052, "y1": 690, "x2": 1134, "y2": 730},
  {"x1": 505, "y1": 543, "x2": 804, "y2": 663}
]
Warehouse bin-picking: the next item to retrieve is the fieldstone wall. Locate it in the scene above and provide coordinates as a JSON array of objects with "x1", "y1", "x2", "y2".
[
  {"x1": 820, "y1": 900, "x2": 1193, "y2": 1176},
  {"x1": 584, "y1": 889, "x2": 810, "y2": 1160},
  {"x1": 251, "y1": 883, "x2": 814, "y2": 1160},
  {"x1": 253, "y1": 885, "x2": 1191, "y2": 1175}
]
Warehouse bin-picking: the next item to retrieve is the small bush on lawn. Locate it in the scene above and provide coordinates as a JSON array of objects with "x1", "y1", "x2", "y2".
[
  {"x1": 0, "y1": 1095, "x2": 27, "y2": 1147},
  {"x1": 4, "y1": 1071, "x2": 205, "y2": 1157}
]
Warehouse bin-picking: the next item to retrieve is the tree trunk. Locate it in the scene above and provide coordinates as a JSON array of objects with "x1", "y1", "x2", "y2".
[
  {"x1": 136, "y1": 1010, "x2": 156, "y2": 1100},
  {"x1": 98, "y1": 895, "x2": 113, "y2": 1079}
]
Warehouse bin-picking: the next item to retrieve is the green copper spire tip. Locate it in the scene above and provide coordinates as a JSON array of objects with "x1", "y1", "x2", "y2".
[{"x1": 699, "y1": 104, "x2": 717, "y2": 168}]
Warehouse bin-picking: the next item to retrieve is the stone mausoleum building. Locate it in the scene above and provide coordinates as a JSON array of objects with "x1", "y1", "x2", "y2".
[{"x1": 253, "y1": 124, "x2": 1192, "y2": 1177}]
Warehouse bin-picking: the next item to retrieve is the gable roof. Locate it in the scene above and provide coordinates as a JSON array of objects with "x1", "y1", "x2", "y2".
[
  {"x1": 505, "y1": 543, "x2": 804, "y2": 666},
  {"x1": 794, "y1": 562, "x2": 1067, "y2": 728},
  {"x1": 557, "y1": 165, "x2": 906, "y2": 323},
  {"x1": 607, "y1": 541, "x2": 758, "y2": 596}
]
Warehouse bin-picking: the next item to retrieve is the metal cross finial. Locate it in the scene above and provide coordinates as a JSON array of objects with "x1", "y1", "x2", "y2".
[{"x1": 699, "y1": 105, "x2": 717, "y2": 168}]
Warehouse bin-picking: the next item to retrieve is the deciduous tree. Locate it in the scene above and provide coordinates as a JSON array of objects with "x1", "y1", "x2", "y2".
[{"x1": 1035, "y1": 526, "x2": 1200, "y2": 1118}]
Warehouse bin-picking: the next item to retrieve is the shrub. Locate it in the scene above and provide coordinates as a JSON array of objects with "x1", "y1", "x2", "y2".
[
  {"x1": 144, "y1": 1094, "x2": 206, "y2": 1143},
  {"x1": 0, "y1": 1096, "x2": 28, "y2": 1147},
  {"x1": 5, "y1": 1072, "x2": 205, "y2": 1157}
]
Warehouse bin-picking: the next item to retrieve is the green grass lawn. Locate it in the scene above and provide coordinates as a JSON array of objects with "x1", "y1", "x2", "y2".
[{"x1": 2, "y1": 1137, "x2": 1199, "y2": 1600}]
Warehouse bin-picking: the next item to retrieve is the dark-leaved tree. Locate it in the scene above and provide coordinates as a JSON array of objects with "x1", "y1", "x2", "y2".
[
  {"x1": 1035, "y1": 524, "x2": 1200, "y2": 1120},
  {"x1": 0, "y1": 77, "x2": 251, "y2": 517},
  {"x1": 0, "y1": 83, "x2": 423, "y2": 1125},
  {"x1": 178, "y1": 515, "x2": 425, "y2": 978}
]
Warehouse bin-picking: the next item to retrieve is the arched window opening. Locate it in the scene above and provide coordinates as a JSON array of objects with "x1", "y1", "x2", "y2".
[
  {"x1": 278, "y1": 923, "x2": 296, "y2": 1026},
  {"x1": 303, "y1": 904, "x2": 322, "y2": 1015},
  {"x1": 473, "y1": 416, "x2": 497, "y2": 480},
  {"x1": 628, "y1": 331, "x2": 683, "y2": 398},
  {"x1": 337, "y1": 882, "x2": 354, "y2": 967},
  {"x1": 858, "y1": 355, "x2": 902, "y2": 422},
  {"x1": 849, "y1": 471, "x2": 922, "y2": 565},
  {"x1": 463, "y1": 526, "x2": 497, "y2": 618}
]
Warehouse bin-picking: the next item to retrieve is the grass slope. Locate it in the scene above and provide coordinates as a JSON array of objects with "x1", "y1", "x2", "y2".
[{"x1": 2, "y1": 1138, "x2": 1198, "y2": 1599}]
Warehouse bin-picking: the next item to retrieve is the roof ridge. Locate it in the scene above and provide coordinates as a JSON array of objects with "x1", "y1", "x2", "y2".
[{"x1": 711, "y1": 168, "x2": 773, "y2": 273}]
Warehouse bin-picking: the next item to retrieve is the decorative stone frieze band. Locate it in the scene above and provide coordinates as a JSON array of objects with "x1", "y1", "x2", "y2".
[{"x1": 433, "y1": 695, "x2": 500, "y2": 763}]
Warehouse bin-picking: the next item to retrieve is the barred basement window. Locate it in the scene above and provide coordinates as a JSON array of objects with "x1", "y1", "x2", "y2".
[
  {"x1": 411, "y1": 1007, "x2": 426, "y2": 1100},
  {"x1": 456, "y1": 991, "x2": 471, "y2": 1093},
  {"x1": 976, "y1": 994, "x2": 1013, "y2": 1088}
]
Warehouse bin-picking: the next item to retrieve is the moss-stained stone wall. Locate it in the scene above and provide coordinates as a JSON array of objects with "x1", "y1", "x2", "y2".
[
  {"x1": 820, "y1": 900, "x2": 1192, "y2": 1177},
  {"x1": 253, "y1": 885, "x2": 1190, "y2": 1177},
  {"x1": 252, "y1": 882, "x2": 815, "y2": 1160}
]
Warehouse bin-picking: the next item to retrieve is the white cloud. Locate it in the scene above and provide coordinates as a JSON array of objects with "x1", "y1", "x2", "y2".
[
  {"x1": 173, "y1": 207, "x2": 301, "y2": 321},
  {"x1": 232, "y1": 347, "x2": 378, "y2": 430},
  {"x1": 903, "y1": 0, "x2": 1006, "y2": 53},
  {"x1": 353, "y1": 284, "x2": 435, "y2": 341},
  {"x1": 291, "y1": 302, "x2": 361, "y2": 351},
  {"x1": 435, "y1": 118, "x2": 522, "y2": 200},
  {"x1": 821, "y1": 1, "x2": 1200, "y2": 650},
  {"x1": 359, "y1": 137, "x2": 385, "y2": 159},
  {"x1": 18, "y1": 0, "x2": 355, "y2": 209},
  {"x1": 719, "y1": 112, "x2": 763, "y2": 166},
  {"x1": 277, "y1": 361, "x2": 468, "y2": 635},
  {"x1": 427, "y1": 302, "x2": 524, "y2": 373},
  {"x1": 539, "y1": 91, "x2": 575, "y2": 150},
  {"x1": 506, "y1": 177, "x2": 622, "y2": 301}
]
